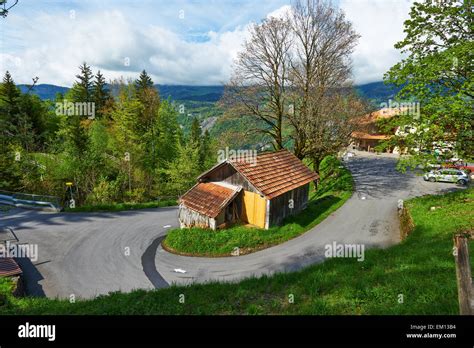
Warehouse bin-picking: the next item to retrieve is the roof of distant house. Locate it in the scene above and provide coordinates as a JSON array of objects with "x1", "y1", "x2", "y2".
[
  {"x1": 351, "y1": 132, "x2": 392, "y2": 140},
  {"x1": 358, "y1": 107, "x2": 407, "y2": 125}
]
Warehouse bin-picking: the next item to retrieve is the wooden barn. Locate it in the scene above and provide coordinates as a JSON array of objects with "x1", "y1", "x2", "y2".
[{"x1": 178, "y1": 150, "x2": 319, "y2": 230}]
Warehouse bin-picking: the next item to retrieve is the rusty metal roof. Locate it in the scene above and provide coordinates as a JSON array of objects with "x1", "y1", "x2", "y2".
[
  {"x1": 0, "y1": 257, "x2": 22, "y2": 277},
  {"x1": 180, "y1": 182, "x2": 241, "y2": 218},
  {"x1": 231, "y1": 150, "x2": 319, "y2": 199}
]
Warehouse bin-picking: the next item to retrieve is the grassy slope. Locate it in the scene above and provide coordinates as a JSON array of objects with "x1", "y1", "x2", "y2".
[
  {"x1": 0, "y1": 187, "x2": 472, "y2": 315},
  {"x1": 163, "y1": 157, "x2": 353, "y2": 256}
]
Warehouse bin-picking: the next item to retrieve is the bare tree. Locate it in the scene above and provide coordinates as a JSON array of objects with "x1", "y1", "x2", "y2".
[
  {"x1": 222, "y1": 0, "x2": 367, "y2": 168},
  {"x1": 221, "y1": 17, "x2": 292, "y2": 150},
  {"x1": 288, "y1": 0, "x2": 363, "y2": 168}
]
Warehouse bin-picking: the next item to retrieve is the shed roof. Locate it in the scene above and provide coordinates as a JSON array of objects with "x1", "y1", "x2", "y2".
[
  {"x1": 0, "y1": 257, "x2": 22, "y2": 277},
  {"x1": 231, "y1": 150, "x2": 318, "y2": 199},
  {"x1": 180, "y1": 182, "x2": 241, "y2": 218}
]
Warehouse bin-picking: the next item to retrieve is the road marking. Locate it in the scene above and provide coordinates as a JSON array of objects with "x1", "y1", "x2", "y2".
[
  {"x1": 174, "y1": 268, "x2": 186, "y2": 274},
  {"x1": 163, "y1": 225, "x2": 171, "y2": 228}
]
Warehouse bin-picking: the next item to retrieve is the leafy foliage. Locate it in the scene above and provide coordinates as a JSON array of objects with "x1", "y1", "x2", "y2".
[
  {"x1": 383, "y1": 0, "x2": 473, "y2": 168},
  {"x1": 0, "y1": 67, "x2": 216, "y2": 207}
]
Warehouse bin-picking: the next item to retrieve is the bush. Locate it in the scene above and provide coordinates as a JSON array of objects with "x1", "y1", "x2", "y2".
[
  {"x1": 86, "y1": 177, "x2": 119, "y2": 205},
  {"x1": 319, "y1": 155, "x2": 339, "y2": 181}
]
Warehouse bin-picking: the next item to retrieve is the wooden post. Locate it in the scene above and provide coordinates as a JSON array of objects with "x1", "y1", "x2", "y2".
[{"x1": 453, "y1": 233, "x2": 474, "y2": 315}]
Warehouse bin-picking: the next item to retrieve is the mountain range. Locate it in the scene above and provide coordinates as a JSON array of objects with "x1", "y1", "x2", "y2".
[{"x1": 18, "y1": 81, "x2": 400, "y2": 105}]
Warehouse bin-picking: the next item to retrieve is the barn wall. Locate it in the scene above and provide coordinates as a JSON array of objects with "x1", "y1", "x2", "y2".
[
  {"x1": 178, "y1": 204, "x2": 216, "y2": 230},
  {"x1": 269, "y1": 184, "x2": 310, "y2": 227},
  {"x1": 200, "y1": 163, "x2": 259, "y2": 194}
]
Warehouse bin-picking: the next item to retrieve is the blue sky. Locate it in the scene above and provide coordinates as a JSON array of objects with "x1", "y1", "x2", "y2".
[{"x1": 0, "y1": 0, "x2": 414, "y2": 86}]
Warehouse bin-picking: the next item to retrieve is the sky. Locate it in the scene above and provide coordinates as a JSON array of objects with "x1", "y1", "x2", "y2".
[{"x1": 0, "y1": 0, "x2": 414, "y2": 87}]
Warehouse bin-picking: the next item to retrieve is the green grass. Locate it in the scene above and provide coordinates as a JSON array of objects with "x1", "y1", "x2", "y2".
[
  {"x1": 0, "y1": 183, "x2": 472, "y2": 315},
  {"x1": 65, "y1": 199, "x2": 177, "y2": 213},
  {"x1": 163, "y1": 156, "x2": 354, "y2": 256}
]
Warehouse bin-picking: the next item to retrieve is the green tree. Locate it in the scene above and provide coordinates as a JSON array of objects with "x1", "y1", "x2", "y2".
[
  {"x1": 0, "y1": 71, "x2": 21, "y2": 143},
  {"x1": 163, "y1": 141, "x2": 201, "y2": 195},
  {"x1": 70, "y1": 62, "x2": 94, "y2": 103},
  {"x1": 135, "y1": 70, "x2": 154, "y2": 95},
  {"x1": 92, "y1": 70, "x2": 110, "y2": 118},
  {"x1": 199, "y1": 129, "x2": 215, "y2": 170},
  {"x1": 156, "y1": 100, "x2": 181, "y2": 168},
  {"x1": 383, "y1": 0, "x2": 473, "y2": 167},
  {"x1": 189, "y1": 117, "x2": 201, "y2": 146}
]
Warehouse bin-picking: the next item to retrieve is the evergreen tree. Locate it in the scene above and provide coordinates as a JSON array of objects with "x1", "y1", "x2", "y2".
[
  {"x1": 199, "y1": 129, "x2": 214, "y2": 170},
  {"x1": 190, "y1": 117, "x2": 201, "y2": 146},
  {"x1": 0, "y1": 71, "x2": 21, "y2": 106},
  {"x1": 0, "y1": 72, "x2": 27, "y2": 189},
  {"x1": 71, "y1": 62, "x2": 94, "y2": 104},
  {"x1": 135, "y1": 70, "x2": 154, "y2": 94},
  {"x1": 92, "y1": 70, "x2": 110, "y2": 118}
]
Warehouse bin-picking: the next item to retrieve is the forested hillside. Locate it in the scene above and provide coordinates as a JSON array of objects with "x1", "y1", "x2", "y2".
[{"x1": 2, "y1": 67, "x2": 215, "y2": 206}]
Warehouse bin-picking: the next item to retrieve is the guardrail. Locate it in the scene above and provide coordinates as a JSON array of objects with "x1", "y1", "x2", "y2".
[{"x1": 0, "y1": 190, "x2": 61, "y2": 212}]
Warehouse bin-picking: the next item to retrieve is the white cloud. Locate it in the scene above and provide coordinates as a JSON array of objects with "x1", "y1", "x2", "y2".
[
  {"x1": 0, "y1": 1, "x2": 414, "y2": 86},
  {"x1": 0, "y1": 9, "x2": 249, "y2": 86},
  {"x1": 266, "y1": 4, "x2": 292, "y2": 19},
  {"x1": 340, "y1": 0, "x2": 414, "y2": 84}
]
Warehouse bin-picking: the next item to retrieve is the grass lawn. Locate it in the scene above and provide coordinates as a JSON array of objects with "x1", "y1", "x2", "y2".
[
  {"x1": 163, "y1": 156, "x2": 354, "y2": 256},
  {"x1": 0, "y1": 182, "x2": 472, "y2": 315},
  {"x1": 65, "y1": 199, "x2": 177, "y2": 213}
]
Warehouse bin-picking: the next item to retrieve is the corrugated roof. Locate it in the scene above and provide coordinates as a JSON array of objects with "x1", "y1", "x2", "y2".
[
  {"x1": 231, "y1": 150, "x2": 318, "y2": 199},
  {"x1": 180, "y1": 182, "x2": 241, "y2": 218},
  {"x1": 0, "y1": 257, "x2": 22, "y2": 277}
]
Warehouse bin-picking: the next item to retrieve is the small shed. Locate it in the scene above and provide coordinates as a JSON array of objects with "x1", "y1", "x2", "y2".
[{"x1": 178, "y1": 149, "x2": 319, "y2": 230}]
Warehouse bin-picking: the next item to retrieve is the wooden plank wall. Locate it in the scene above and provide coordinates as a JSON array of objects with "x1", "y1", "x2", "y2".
[{"x1": 268, "y1": 184, "x2": 309, "y2": 227}]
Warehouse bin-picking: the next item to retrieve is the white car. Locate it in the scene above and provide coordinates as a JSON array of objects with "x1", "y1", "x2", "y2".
[{"x1": 424, "y1": 169, "x2": 470, "y2": 185}]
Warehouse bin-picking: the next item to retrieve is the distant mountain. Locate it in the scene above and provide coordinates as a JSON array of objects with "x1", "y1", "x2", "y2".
[
  {"x1": 18, "y1": 84, "x2": 69, "y2": 100},
  {"x1": 157, "y1": 85, "x2": 224, "y2": 102},
  {"x1": 355, "y1": 81, "x2": 401, "y2": 105},
  {"x1": 18, "y1": 81, "x2": 400, "y2": 104}
]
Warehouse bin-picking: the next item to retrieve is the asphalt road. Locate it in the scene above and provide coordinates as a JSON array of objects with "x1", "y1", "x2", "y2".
[
  {"x1": 0, "y1": 207, "x2": 178, "y2": 299},
  {"x1": 154, "y1": 151, "x2": 462, "y2": 286},
  {"x1": 0, "y1": 151, "x2": 462, "y2": 299}
]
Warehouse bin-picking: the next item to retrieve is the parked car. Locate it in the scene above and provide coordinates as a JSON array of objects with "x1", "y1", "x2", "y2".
[
  {"x1": 423, "y1": 169, "x2": 470, "y2": 185},
  {"x1": 444, "y1": 164, "x2": 474, "y2": 180}
]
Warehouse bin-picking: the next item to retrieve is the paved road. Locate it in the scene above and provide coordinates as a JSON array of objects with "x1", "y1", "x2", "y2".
[
  {"x1": 0, "y1": 207, "x2": 178, "y2": 299},
  {"x1": 0, "y1": 151, "x2": 462, "y2": 299},
  {"x1": 154, "y1": 151, "x2": 462, "y2": 286}
]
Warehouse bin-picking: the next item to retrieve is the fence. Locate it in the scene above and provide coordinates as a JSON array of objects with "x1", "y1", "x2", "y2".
[
  {"x1": 453, "y1": 231, "x2": 474, "y2": 315},
  {"x1": 0, "y1": 190, "x2": 61, "y2": 212}
]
